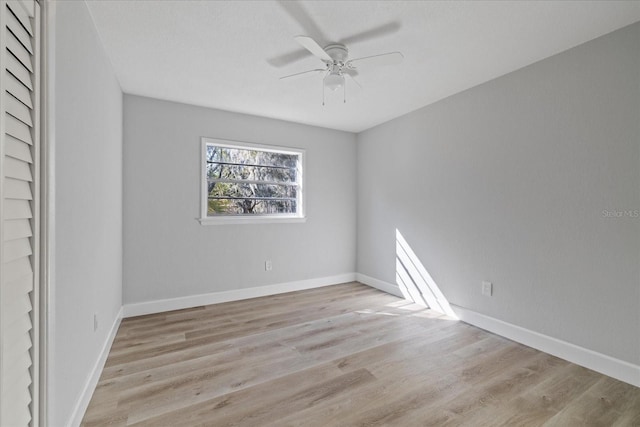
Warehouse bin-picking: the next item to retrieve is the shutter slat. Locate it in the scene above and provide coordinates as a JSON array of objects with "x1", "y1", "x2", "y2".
[
  {"x1": 1, "y1": 320, "x2": 31, "y2": 359},
  {"x1": 4, "y1": 156, "x2": 32, "y2": 181},
  {"x1": 5, "y1": 112, "x2": 33, "y2": 144},
  {"x1": 5, "y1": 0, "x2": 32, "y2": 36},
  {"x1": 5, "y1": 71, "x2": 33, "y2": 111},
  {"x1": 3, "y1": 391, "x2": 32, "y2": 427},
  {"x1": 3, "y1": 274, "x2": 34, "y2": 300},
  {"x1": 5, "y1": 134, "x2": 33, "y2": 163},
  {"x1": 2, "y1": 257, "x2": 33, "y2": 283},
  {"x1": 3, "y1": 387, "x2": 33, "y2": 414},
  {"x1": 3, "y1": 238, "x2": 32, "y2": 263},
  {"x1": 5, "y1": 92, "x2": 33, "y2": 126},
  {"x1": 5, "y1": 70, "x2": 32, "y2": 109},
  {"x1": 3, "y1": 334, "x2": 32, "y2": 367},
  {"x1": 2, "y1": 311, "x2": 32, "y2": 346},
  {"x1": 6, "y1": 3, "x2": 34, "y2": 52},
  {"x1": 6, "y1": 52, "x2": 33, "y2": 90},
  {"x1": 3, "y1": 358, "x2": 32, "y2": 391},
  {"x1": 4, "y1": 177, "x2": 32, "y2": 200},
  {"x1": 4, "y1": 372, "x2": 32, "y2": 409},
  {"x1": 3, "y1": 219, "x2": 32, "y2": 241},
  {"x1": 2, "y1": 379, "x2": 32, "y2": 412},
  {"x1": 7, "y1": 29, "x2": 33, "y2": 73},
  {"x1": 4, "y1": 199, "x2": 32, "y2": 219},
  {"x1": 13, "y1": 0, "x2": 36, "y2": 18}
]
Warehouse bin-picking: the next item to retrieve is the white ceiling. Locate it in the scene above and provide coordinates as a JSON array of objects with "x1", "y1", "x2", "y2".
[{"x1": 84, "y1": 0, "x2": 640, "y2": 133}]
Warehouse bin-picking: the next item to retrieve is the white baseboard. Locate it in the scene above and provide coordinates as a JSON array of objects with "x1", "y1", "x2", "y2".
[
  {"x1": 68, "y1": 306, "x2": 123, "y2": 427},
  {"x1": 122, "y1": 273, "x2": 357, "y2": 318},
  {"x1": 451, "y1": 304, "x2": 640, "y2": 388},
  {"x1": 356, "y1": 273, "x2": 403, "y2": 298},
  {"x1": 356, "y1": 273, "x2": 640, "y2": 388}
]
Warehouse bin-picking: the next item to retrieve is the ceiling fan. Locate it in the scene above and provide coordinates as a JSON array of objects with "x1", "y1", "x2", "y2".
[{"x1": 280, "y1": 35, "x2": 404, "y2": 105}]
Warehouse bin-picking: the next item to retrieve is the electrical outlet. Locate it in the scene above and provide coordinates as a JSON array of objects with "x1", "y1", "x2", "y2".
[
  {"x1": 265, "y1": 260, "x2": 272, "y2": 271},
  {"x1": 482, "y1": 281, "x2": 493, "y2": 297},
  {"x1": 93, "y1": 314, "x2": 98, "y2": 331}
]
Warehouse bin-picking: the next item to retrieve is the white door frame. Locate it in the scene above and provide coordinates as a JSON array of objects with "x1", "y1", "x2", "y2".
[{"x1": 39, "y1": 0, "x2": 55, "y2": 424}]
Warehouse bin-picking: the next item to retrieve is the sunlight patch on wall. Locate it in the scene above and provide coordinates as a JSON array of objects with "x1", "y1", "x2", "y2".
[{"x1": 396, "y1": 229, "x2": 458, "y2": 319}]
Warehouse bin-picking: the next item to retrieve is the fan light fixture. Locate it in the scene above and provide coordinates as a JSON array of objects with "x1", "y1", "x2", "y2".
[{"x1": 324, "y1": 72, "x2": 344, "y2": 91}]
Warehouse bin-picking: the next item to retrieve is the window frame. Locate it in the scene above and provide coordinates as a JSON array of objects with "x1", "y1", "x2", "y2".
[{"x1": 199, "y1": 137, "x2": 306, "y2": 225}]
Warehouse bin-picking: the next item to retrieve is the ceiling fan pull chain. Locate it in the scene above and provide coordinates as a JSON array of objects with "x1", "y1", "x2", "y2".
[
  {"x1": 322, "y1": 81, "x2": 325, "y2": 106},
  {"x1": 343, "y1": 79, "x2": 346, "y2": 103}
]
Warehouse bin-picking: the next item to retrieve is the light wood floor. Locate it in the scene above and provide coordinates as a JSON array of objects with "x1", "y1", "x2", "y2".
[{"x1": 82, "y1": 282, "x2": 640, "y2": 426}]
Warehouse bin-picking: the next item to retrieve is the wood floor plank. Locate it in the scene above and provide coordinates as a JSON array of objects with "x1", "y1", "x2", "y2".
[
  {"x1": 307, "y1": 335, "x2": 526, "y2": 427},
  {"x1": 81, "y1": 282, "x2": 640, "y2": 426},
  {"x1": 487, "y1": 363, "x2": 604, "y2": 426},
  {"x1": 129, "y1": 363, "x2": 368, "y2": 426},
  {"x1": 612, "y1": 391, "x2": 640, "y2": 426},
  {"x1": 543, "y1": 376, "x2": 640, "y2": 426}
]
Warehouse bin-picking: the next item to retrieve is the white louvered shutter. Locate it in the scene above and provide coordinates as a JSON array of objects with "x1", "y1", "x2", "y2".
[{"x1": 0, "y1": 0, "x2": 41, "y2": 426}]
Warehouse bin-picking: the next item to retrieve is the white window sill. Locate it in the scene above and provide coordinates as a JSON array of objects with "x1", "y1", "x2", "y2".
[{"x1": 198, "y1": 216, "x2": 306, "y2": 225}]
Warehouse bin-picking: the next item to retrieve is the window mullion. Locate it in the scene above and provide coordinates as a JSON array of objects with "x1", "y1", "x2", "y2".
[{"x1": 208, "y1": 178, "x2": 298, "y2": 187}]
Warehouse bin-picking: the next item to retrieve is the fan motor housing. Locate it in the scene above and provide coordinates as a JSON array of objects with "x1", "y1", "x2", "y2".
[{"x1": 324, "y1": 44, "x2": 348, "y2": 63}]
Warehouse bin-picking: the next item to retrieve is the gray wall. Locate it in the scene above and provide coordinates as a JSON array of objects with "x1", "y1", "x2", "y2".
[
  {"x1": 53, "y1": 2, "x2": 123, "y2": 426},
  {"x1": 357, "y1": 23, "x2": 640, "y2": 365},
  {"x1": 123, "y1": 95, "x2": 356, "y2": 304}
]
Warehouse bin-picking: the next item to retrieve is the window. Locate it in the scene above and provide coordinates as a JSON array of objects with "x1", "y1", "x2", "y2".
[{"x1": 200, "y1": 138, "x2": 305, "y2": 224}]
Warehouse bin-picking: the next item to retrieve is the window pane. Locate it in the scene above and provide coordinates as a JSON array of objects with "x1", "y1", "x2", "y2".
[
  {"x1": 204, "y1": 141, "x2": 302, "y2": 218},
  {"x1": 207, "y1": 163, "x2": 298, "y2": 183},
  {"x1": 207, "y1": 146, "x2": 298, "y2": 169},
  {"x1": 209, "y1": 182, "x2": 297, "y2": 199},
  {"x1": 208, "y1": 198, "x2": 297, "y2": 215}
]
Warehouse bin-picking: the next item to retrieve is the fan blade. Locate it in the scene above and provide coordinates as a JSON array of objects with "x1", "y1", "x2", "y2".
[
  {"x1": 343, "y1": 68, "x2": 360, "y2": 80},
  {"x1": 345, "y1": 72, "x2": 362, "y2": 89},
  {"x1": 348, "y1": 52, "x2": 404, "y2": 68},
  {"x1": 277, "y1": 1, "x2": 327, "y2": 43},
  {"x1": 294, "y1": 36, "x2": 332, "y2": 62},
  {"x1": 268, "y1": 1, "x2": 328, "y2": 67},
  {"x1": 280, "y1": 68, "x2": 326, "y2": 80},
  {"x1": 339, "y1": 22, "x2": 401, "y2": 46}
]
